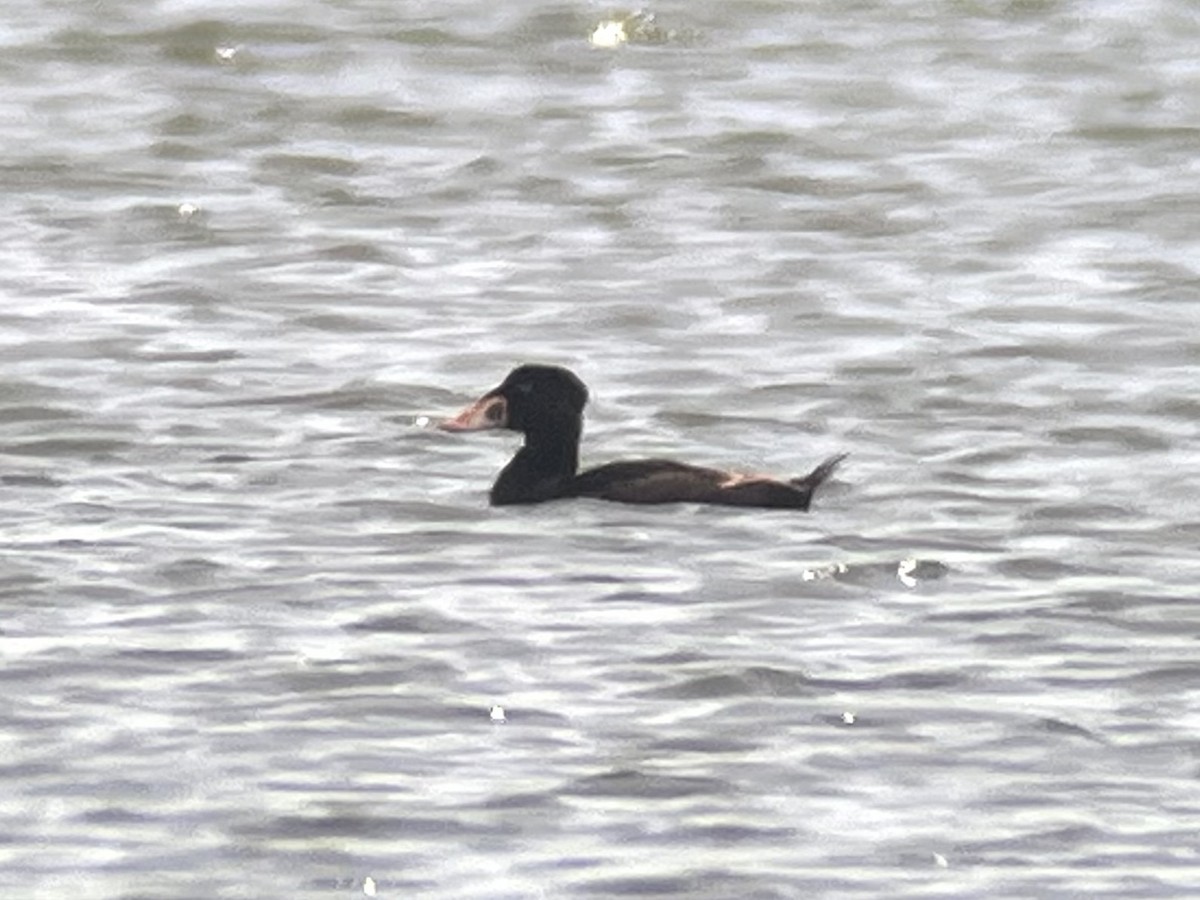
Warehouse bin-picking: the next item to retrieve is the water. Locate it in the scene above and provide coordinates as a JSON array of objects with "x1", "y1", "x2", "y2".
[{"x1": 2, "y1": 1, "x2": 1199, "y2": 897}]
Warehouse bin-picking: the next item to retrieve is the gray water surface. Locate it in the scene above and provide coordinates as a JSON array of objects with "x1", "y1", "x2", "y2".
[{"x1": 2, "y1": 1, "x2": 1200, "y2": 897}]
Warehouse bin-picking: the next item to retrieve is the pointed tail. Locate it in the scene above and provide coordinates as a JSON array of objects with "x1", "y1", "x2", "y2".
[{"x1": 790, "y1": 452, "x2": 848, "y2": 509}]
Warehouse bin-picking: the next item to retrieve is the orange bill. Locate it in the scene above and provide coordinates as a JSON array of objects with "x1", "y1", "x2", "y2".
[{"x1": 439, "y1": 394, "x2": 508, "y2": 432}]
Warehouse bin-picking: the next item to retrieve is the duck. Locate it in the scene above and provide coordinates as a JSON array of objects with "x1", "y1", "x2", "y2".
[{"x1": 439, "y1": 364, "x2": 847, "y2": 510}]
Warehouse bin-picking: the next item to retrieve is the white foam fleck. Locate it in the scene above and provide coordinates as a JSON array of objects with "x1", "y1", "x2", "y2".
[{"x1": 589, "y1": 21, "x2": 627, "y2": 48}]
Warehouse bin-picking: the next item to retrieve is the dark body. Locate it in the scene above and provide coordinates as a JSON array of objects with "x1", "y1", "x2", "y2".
[{"x1": 440, "y1": 364, "x2": 846, "y2": 510}]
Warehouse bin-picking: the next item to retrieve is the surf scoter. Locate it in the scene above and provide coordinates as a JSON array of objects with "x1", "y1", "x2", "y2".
[{"x1": 440, "y1": 364, "x2": 847, "y2": 509}]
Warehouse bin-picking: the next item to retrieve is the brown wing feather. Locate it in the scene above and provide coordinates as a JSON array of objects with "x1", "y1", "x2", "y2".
[
  {"x1": 567, "y1": 459, "x2": 817, "y2": 508},
  {"x1": 568, "y1": 460, "x2": 723, "y2": 504}
]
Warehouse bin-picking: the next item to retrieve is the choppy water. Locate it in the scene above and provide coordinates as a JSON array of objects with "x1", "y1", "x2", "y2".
[{"x1": 2, "y1": 1, "x2": 1200, "y2": 897}]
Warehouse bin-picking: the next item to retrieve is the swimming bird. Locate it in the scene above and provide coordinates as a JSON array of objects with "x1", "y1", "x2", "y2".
[{"x1": 440, "y1": 364, "x2": 846, "y2": 509}]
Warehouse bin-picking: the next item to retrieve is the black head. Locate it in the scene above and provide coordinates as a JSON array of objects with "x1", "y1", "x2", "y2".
[
  {"x1": 440, "y1": 364, "x2": 589, "y2": 435},
  {"x1": 495, "y1": 365, "x2": 588, "y2": 429}
]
